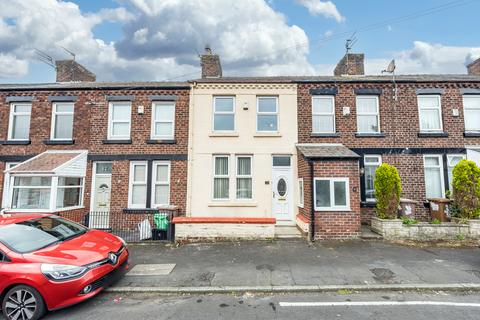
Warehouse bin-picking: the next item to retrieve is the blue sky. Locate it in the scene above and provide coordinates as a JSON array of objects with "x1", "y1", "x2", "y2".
[{"x1": 0, "y1": 0, "x2": 479, "y2": 83}]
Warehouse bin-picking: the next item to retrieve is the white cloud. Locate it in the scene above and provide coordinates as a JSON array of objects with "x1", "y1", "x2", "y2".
[
  {"x1": 297, "y1": 0, "x2": 344, "y2": 22},
  {"x1": 0, "y1": 54, "x2": 28, "y2": 78}
]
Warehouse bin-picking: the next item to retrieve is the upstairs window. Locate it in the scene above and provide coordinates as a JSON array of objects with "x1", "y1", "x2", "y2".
[
  {"x1": 51, "y1": 102, "x2": 74, "y2": 140},
  {"x1": 418, "y1": 95, "x2": 442, "y2": 132},
  {"x1": 364, "y1": 155, "x2": 382, "y2": 202},
  {"x1": 8, "y1": 103, "x2": 31, "y2": 140},
  {"x1": 257, "y1": 97, "x2": 278, "y2": 132},
  {"x1": 312, "y1": 96, "x2": 335, "y2": 133},
  {"x1": 213, "y1": 97, "x2": 235, "y2": 132},
  {"x1": 424, "y1": 155, "x2": 445, "y2": 199},
  {"x1": 463, "y1": 95, "x2": 480, "y2": 132},
  {"x1": 108, "y1": 102, "x2": 131, "y2": 140},
  {"x1": 356, "y1": 96, "x2": 380, "y2": 133},
  {"x1": 151, "y1": 102, "x2": 175, "y2": 139}
]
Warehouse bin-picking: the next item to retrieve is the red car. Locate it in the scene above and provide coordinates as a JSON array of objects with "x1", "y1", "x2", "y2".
[{"x1": 0, "y1": 213, "x2": 129, "y2": 320}]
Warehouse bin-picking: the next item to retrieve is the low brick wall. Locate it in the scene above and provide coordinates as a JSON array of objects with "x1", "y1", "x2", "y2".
[{"x1": 371, "y1": 217, "x2": 480, "y2": 240}]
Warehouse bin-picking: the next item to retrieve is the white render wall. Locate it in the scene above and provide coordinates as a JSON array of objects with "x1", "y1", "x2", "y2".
[
  {"x1": 175, "y1": 223, "x2": 275, "y2": 240},
  {"x1": 187, "y1": 82, "x2": 298, "y2": 220}
]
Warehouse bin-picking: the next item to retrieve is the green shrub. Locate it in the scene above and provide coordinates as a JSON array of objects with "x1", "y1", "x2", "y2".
[
  {"x1": 374, "y1": 163, "x2": 402, "y2": 219},
  {"x1": 401, "y1": 216, "x2": 418, "y2": 225},
  {"x1": 430, "y1": 218, "x2": 441, "y2": 225},
  {"x1": 452, "y1": 159, "x2": 480, "y2": 219}
]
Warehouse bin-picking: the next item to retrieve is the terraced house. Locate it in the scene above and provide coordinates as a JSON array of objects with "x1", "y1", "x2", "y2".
[{"x1": 0, "y1": 60, "x2": 190, "y2": 237}]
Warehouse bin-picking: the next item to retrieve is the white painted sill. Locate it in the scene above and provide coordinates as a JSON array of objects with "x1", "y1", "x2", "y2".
[
  {"x1": 253, "y1": 132, "x2": 282, "y2": 137},
  {"x1": 208, "y1": 202, "x2": 258, "y2": 207},
  {"x1": 209, "y1": 132, "x2": 239, "y2": 137}
]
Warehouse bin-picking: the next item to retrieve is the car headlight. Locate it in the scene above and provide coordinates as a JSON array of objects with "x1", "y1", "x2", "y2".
[{"x1": 41, "y1": 264, "x2": 88, "y2": 281}]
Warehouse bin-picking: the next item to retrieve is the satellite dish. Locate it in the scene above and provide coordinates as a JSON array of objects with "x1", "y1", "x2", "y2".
[{"x1": 382, "y1": 59, "x2": 396, "y2": 73}]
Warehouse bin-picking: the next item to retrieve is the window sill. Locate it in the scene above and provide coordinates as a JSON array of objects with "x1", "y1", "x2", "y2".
[
  {"x1": 1, "y1": 140, "x2": 31, "y2": 145},
  {"x1": 253, "y1": 133, "x2": 282, "y2": 137},
  {"x1": 464, "y1": 132, "x2": 480, "y2": 137},
  {"x1": 315, "y1": 208, "x2": 351, "y2": 212},
  {"x1": 311, "y1": 133, "x2": 340, "y2": 137},
  {"x1": 209, "y1": 132, "x2": 239, "y2": 137},
  {"x1": 43, "y1": 139, "x2": 75, "y2": 145},
  {"x1": 102, "y1": 139, "x2": 132, "y2": 144},
  {"x1": 208, "y1": 201, "x2": 258, "y2": 207},
  {"x1": 146, "y1": 139, "x2": 176, "y2": 144},
  {"x1": 417, "y1": 132, "x2": 449, "y2": 138},
  {"x1": 361, "y1": 201, "x2": 376, "y2": 208},
  {"x1": 355, "y1": 133, "x2": 386, "y2": 138}
]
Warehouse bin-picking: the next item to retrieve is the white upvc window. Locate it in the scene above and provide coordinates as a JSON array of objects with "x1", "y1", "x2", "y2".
[
  {"x1": 128, "y1": 161, "x2": 147, "y2": 208},
  {"x1": 364, "y1": 155, "x2": 382, "y2": 202},
  {"x1": 9, "y1": 176, "x2": 83, "y2": 211},
  {"x1": 213, "y1": 155, "x2": 230, "y2": 200},
  {"x1": 108, "y1": 101, "x2": 131, "y2": 140},
  {"x1": 236, "y1": 156, "x2": 252, "y2": 200},
  {"x1": 8, "y1": 103, "x2": 31, "y2": 140},
  {"x1": 298, "y1": 178, "x2": 304, "y2": 208},
  {"x1": 423, "y1": 155, "x2": 445, "y2": 199},
  {"x1": 314, "y1": 178, "x2": 350, "y2": 211},
  {"x1": 151, "y1": 102, "x2": 175, "y2": 139},
  {"x1": 152, "y1": 161, "x2": 171, "y2": 206},
  {"x1": 51, "y1": 102, "x2": 74, "y2": 140},
  {"x1": 356, "y1": 96, "x2": 380, "y2": 133},
  {"x1": 312, "y1": 96, "x2": 335, "y2": 133},
  {"x1": 213, "y1": 96, "x2": 235, "y2": 132},
  {"x1": 447, "y1": 154, "x2": 466, "y2": 191},
  {"x1": 463, "y1": 95, "x2": 480, "y2": 132},
  {"x1": 418, "y1": 95, "x2": 443, "y2": 132},
  {"x1": 2, "y1": 162, "x2": 19, "y2": 208},
  {"x1": 257, "y1": 96, "x2": 278, "y2": 132}
]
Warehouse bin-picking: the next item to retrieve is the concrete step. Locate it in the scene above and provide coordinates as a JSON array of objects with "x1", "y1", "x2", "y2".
[
  {"x1": 275, "y1": 225, "x2": 303, "y2": 238},
  {"x1": 361, "y1": 225, "x2": 383, "y2": 240}
]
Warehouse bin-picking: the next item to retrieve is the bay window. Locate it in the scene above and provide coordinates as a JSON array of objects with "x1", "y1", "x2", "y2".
[
  {"x1": 56, "y1": 177, "x2": 83, "y2": 208},
  {"x1": 314, "y1": 178, "x2": 350, "y2": 211},
  {"x1": 236, "y1": 156, "x2": 252, "y2": 199},
  {"x1": 423, "y1": 155, "x2": 445, "y2": 198},
  {"x1": 418, "y1": 95, "x2": 442, "y2": 132},
  {"x1": 356, "y1": 96, "x2": 380, "y2": 133}
]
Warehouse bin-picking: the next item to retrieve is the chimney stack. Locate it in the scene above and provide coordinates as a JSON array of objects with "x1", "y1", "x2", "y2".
[
  {"x1": 55, "y1": 60, "x2": 96, "y2": 82},
  {"x1": 467, "y1": 57, "x2": 480, "y2": 76},
  {"x1": 200, "y1": 45, "x2": 222, "y2": 78},
  {"x1": 334, "y1": 53, "x2": 365, "y2": 76}
]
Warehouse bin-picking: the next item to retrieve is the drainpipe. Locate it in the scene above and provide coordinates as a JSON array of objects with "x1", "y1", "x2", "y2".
[{"x1": 309, "y1": 159, "x2": 315, "y2": 242}]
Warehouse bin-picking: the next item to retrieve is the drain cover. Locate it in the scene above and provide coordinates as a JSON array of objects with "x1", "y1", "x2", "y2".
[{"x1": 127, "y1": 264, "x2": 176, "y2": 276}]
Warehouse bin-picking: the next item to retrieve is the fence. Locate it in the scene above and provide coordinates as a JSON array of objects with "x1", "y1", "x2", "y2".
[{"x1": 83, "y1": 209, "x2": 177, "y2": 243}]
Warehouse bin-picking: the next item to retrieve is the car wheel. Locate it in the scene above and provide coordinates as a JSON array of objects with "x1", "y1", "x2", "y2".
[{"x1": 2, "y1": 285, "x2": 46, "y2": 320}]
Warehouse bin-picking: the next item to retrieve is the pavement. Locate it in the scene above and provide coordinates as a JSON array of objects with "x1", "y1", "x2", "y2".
[
  {"x1": 110, "y1": 239, "x2": 480, "y2": 293},
  {"x1": 42, "y1": 291, "x2": 480, "y2": 320}
]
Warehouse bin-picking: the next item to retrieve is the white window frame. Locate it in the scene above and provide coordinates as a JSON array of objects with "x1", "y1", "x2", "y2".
[
  {"x1": 2, "y1": 162, "x2": 20, "y2": 208},
  {"x1": 423, "y1": 155, "x2": 445, "y2": 198},
  {"x1": 151, "y1": 101, "x2": 175, "y2": 140},
  {"x1": 213, "y1": 96, "x2": 235, "y2": 132},
  {"x1": 8, "y1": 103, "x2": 31, "y2": 141},
  {"x1": 108, "y1": 101, "x2": 131, "y2": 140},
  {"x1": 56, "y1": 177, "x2": 85, "y2": 209},
  {"x1": 447, "y1": 154, "x2": 466, "y2": 191},
  {"x1": 151, "y1": 161, "x2": 171, "y2": 206},
  {"x1": 463, "y1": 95, "x2": 480, "y2": 132},
  {"x1": 418, "y1": 95, "x2": 443, "y2": 132},
  {"x1": 356, "y1": 95, "x2": 380, "y2": 134},
  {"x1": 314, "y1": 177, "x2": 350, "y2": 211},
  {"x1": 312, "y1": 96, "x2": 335, "y2": 134},
  {"x1": 212, "y1": 155, "x2": 230, "y2": 200},
  {"x1": 50, "y1": 102, "x2": 74, "y2": 140},
  {"x1": 256, "y1": 96, "x2": 279, "y2": 132},
  {"x1": 235, "y1": 155, "x2": 253, "y2": 200},
  {"x1": 298, "y1": 178, "x2": 304, "y2": 208},
  {"x1": 128, "y1": 161, "x2": 148, "y2": 208},
  {"x1": 364, "y1": 155, "x2": 382, "y2": 202}
]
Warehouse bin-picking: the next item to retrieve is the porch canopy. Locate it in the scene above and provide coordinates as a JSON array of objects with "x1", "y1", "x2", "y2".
[
  {"x1": 296, "y1": 143, "x2": 360, "y2": 159},
  {"x1": 5, "y1": 150, "x2": 88, "y2": 212}
]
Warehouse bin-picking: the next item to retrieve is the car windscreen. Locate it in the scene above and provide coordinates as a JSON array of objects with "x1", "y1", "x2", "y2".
[{"x1": 0, "y1": 216, "x2": 87, "y2": 253}]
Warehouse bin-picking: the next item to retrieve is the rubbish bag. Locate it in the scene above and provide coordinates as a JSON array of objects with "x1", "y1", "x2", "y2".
[{"x1": 153, "y1": 213, "x2": 169, "y2": 231}]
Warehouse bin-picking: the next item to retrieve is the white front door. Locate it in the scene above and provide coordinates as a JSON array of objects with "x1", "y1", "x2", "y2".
[
  {"x1": 90, "y1": 162, "x2": 112, "y2": 229},
  {"x1": 272, "y1": 156, "x2": 294, "y2": 224}
]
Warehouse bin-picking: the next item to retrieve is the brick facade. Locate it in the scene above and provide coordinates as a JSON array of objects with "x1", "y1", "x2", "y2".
[
  {"x1": 0, "y1": 84, "x2": 190, "y2": 223},
  {"x1": 297, "y1": 80, "x2": 480, "y2": 229}
]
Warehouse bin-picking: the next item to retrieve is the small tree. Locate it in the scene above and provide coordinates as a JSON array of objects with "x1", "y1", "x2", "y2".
[
  {"x1": 374, "y1": 163, "x2": 402, "y2": 219},
  {"x1": 452, "y1": 159, "x2": 480, "y2": 219}
]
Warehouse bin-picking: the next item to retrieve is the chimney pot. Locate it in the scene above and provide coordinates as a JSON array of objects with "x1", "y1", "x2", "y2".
[
  {"x1": 55, "y1": 60, "x2": 96, "y2": 82},
  {"x1": 334, "y1": 53, "x2": 365, "y2": 76},
  {"x1": 200, "y1": 46, "x2": 222, "y2": 78},
  {"x1": 467, "y1": 57, "x2": 480, "y2": 76}
]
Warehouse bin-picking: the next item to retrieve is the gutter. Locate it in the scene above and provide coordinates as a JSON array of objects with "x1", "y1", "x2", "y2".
[{"x1": 309, "y1": 159, "x2": 315, "y2": 242}]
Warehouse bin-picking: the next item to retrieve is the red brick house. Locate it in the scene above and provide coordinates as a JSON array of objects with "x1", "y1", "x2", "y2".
[
  {"x1": 0, "y1": 61, "x2": 190, "y2": 234},
  {"x1": 296, "y1": 54, "x2": 480, "y2": 240}
]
